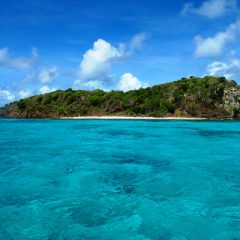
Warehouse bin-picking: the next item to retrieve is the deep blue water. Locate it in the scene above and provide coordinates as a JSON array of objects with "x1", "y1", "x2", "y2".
[{"x1": 0, "y1": 119, "x2": 240, "y2": 240}]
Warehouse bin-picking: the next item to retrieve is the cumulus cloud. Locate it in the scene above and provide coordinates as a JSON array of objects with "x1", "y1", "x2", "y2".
[
  {"x1": 0, "y1": 90, "x2": 15, "y2": 101},
  {"x1": 39, "y1": 86, "x2": 56, "y2": 94},
  {"x1": 19, "y1": 90, "x2": 33, "y2": 99},
  {"x1": 207, "y1": 57, "x2": 240, "y2": 80},
  {"x1": 182, "y1": 0, "x2": 238, "y2": 19},
  {"x1": 77, "y1": 39, "x2": 125, "y2": 82},
  {"x1": 0, "y1": 88, "x2": 34, "y2": 106},
  {"x1": 0, "y1": 48, "x2": 38, "y2": 69},
  {"x1": 74, "y1": 33, "x2": 148, "y2": 90},
  {"x1": 117, "y1": 73, "x2": 147, "y2": 92},
  {"x1": 0, "y1": 90, "x2": 15, "y2": 106},
  {"x1": 194, "y1": 21, "x2": 240, "y2": 57},
  {"x1": 38, "y1": 66, "x2": 58, "y2": 84}
]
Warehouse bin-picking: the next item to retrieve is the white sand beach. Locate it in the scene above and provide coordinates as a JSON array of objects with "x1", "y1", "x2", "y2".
[{"x1": 61, "y1": 116, "x2": 207, "y2": 120}]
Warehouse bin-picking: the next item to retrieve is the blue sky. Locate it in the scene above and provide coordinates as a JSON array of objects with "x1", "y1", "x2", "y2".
[{"x1": 0, "y1": 0, "x2": 240, "y2": 106}]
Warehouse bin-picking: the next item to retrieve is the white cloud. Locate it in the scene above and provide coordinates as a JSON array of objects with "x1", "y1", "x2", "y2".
[
  {"x1": 75, "y1": 34, "x2": 148, "y2": 90},
  {"x1": 77, "y1": 39, "x2": 125, "y2": 81},
  {"x1": 74, "y1": 79, "x2": 104, "y2": 90},
  {"x1": 182, "y1": 0, "x2": 238, "y2": 19},
  {"x1": 194, "y1": 21, "x2": 240, "y2": 57},
  {"x1": 39, "y1": 86, "x2": 56, "y2": 94},
  {"x1": 0, "y1": 90, "x2": 15, "y2": 106},
  {"x1": 117, "y1": 73, "x2": 147, "y2": 92},
  {"x1": 38, "y1": 66, "x2": 58, "y2": 84},
  {"x1": 0, "y1": 48, "x2": 38, "y2": 69},
  {"x1": 19, "y1": 90, "x2": 33, "y2": 99},
  {"x1": 130, "y1": 32, "x2": 149, "y2": 51},
  {"x1": 207, "y1": 57, "x2": 240, "y2": 80}
]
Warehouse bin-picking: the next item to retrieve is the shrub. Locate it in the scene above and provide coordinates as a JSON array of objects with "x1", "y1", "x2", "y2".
[{"x1": 17, "y1": 100, "x2": 26, "y2": 110}]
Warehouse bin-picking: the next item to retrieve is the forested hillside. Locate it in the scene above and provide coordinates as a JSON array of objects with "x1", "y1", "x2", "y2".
[{"x1": 1, "y1": 76, "x2": 240, "y2": 119}]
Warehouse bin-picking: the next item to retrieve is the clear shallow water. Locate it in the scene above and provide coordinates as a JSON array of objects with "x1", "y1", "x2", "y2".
[{"x1": 0, "y1": 119, "x2": 240, "y2": 240}]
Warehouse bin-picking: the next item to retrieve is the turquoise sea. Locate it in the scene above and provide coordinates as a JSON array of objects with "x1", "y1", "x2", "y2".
[{"x1": 0, "y1": 119, "x2": 240, "y2": 240}]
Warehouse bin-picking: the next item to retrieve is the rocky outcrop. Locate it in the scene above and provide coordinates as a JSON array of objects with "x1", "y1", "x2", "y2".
[{"x1": 223, "y1": 86, "x2": 240, "y2": 118}]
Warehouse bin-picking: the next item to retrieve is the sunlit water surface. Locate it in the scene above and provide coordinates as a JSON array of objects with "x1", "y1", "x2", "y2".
[{"x1": 0, "y1": 119, "x2": 240, "y2": 240}]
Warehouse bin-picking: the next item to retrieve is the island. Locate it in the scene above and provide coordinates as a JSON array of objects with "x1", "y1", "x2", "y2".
[{"x1": 0, "y1": 76, "x2": 240, "y2": 119}]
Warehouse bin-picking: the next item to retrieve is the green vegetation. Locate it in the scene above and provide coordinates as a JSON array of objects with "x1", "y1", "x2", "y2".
[{"x1": 1, "y1": 76, "x2": 239, "y2": 119}]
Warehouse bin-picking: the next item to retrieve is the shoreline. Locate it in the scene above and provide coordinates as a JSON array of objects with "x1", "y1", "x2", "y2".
[{"x1": 60, "y1": 116, "x2": 208, "y2": 120}]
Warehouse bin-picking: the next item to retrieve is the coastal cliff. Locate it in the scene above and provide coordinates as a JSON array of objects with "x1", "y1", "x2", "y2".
[{"x1": 0, "y1": 76, "x2": 240, "y2": 119}]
